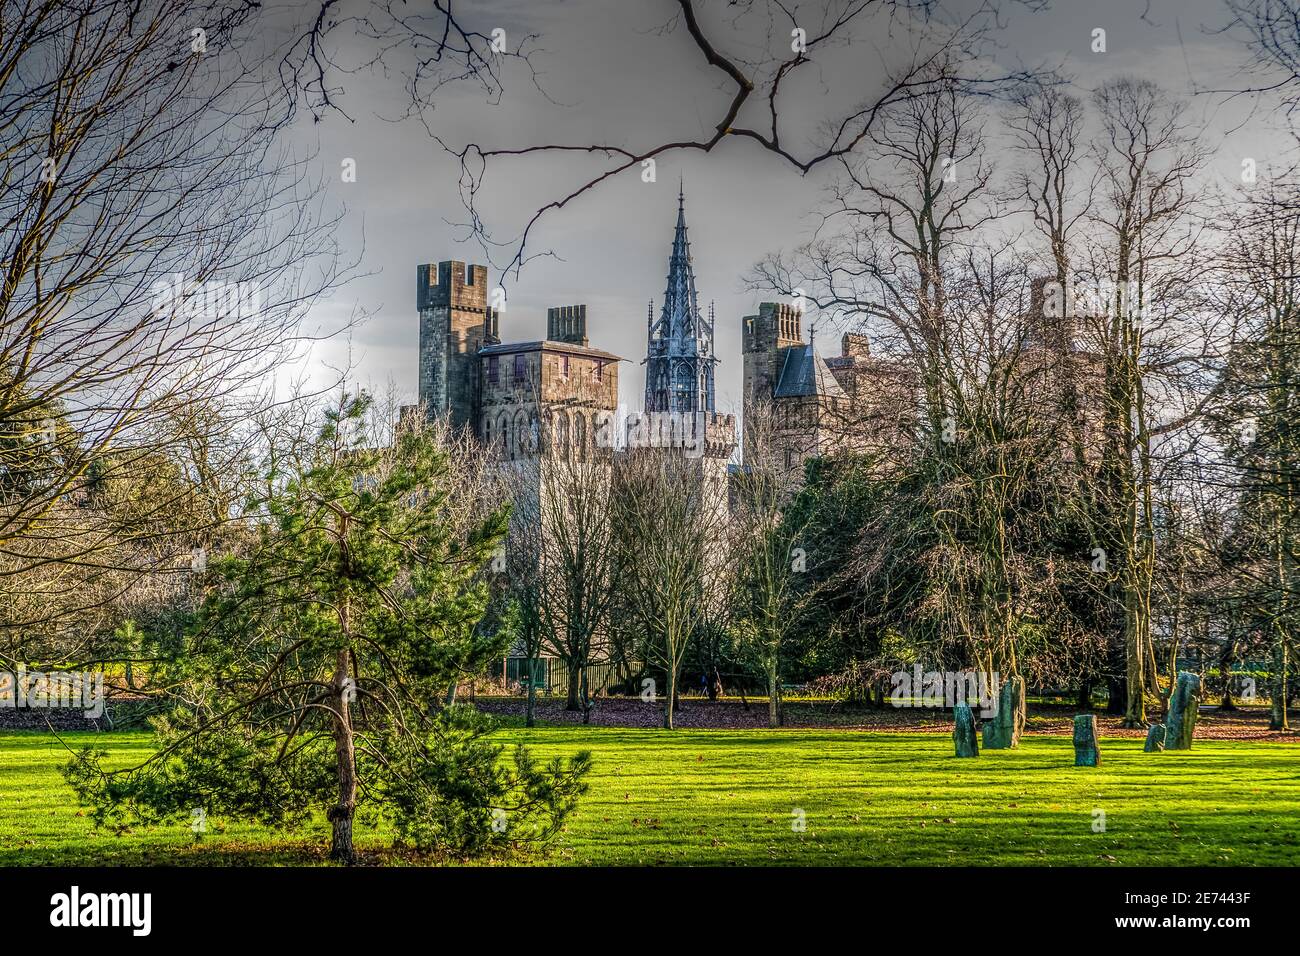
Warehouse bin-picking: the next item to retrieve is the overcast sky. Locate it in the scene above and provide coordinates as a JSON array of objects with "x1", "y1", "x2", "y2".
[{"x1": 287, "y1": 0, "x2": 1287, "y2": 416}]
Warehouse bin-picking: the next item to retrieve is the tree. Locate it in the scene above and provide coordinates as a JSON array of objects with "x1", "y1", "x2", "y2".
[
  {"x1": 612, "y1": 447, "x2": 727, "y2": 729},
  {"x1": 537, "y1": 443, "x2": 618, "y2": 717},
  {"x1": 730, "y1": 399, "x2": 817, "y2": 726},
  {"x1": 1211, "y1": 174, "x2": 1300, "y2": 729},
  {"x1": 500, "y1": 464, "x2": 547, "y2": 728},
  {"x1": 0, "y1": 0, "x2": 346, "y2": 664},
  {"x1": 1085, "y1": 77, "x2": 1209, "y2": 725},
  {"x1": 64, "y1": 394, "x2": 589, "y2": 863}
]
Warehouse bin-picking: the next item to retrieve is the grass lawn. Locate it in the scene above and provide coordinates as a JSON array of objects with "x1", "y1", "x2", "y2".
[{"x1": 1, "y1": 727, "x2": 1297, "y2": 866}]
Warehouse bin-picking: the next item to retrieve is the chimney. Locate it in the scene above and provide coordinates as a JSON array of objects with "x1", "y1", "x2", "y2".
[{"x1": 547, "y1": 304, "x2": 589, "y2": 347}]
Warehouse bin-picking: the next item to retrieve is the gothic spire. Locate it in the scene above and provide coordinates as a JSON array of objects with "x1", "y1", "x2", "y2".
[{"x1": 644, "y1": 185, "x2": 719, "y2": 413}]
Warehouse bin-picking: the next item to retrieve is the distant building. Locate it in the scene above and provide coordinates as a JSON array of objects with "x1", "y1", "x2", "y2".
[
  {"x1": 413, "y1": 193, "x2": 932, "y2": 691},
  {"x1": 743, "y1": 304, "x2": 915, "y2": 477}
]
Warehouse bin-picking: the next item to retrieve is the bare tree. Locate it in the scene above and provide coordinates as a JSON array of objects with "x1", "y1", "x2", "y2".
[
  {"x1": 1084, "y1": 76, "x2": 1210, "y2": 725},
  {"x1": 612, "y1": 446, "x2": 728, "y2": 729},
  {"x1": 0, "y1": 0, "x2": 347, "y2": 663},
  {"x1": 536, "y1": 427, "x2": 619, "y2": 716},
  {"x1": 423, "y1": 1, "x2": 1041, "y2": 275},
  {"x1": 1211, "y1": 173, "x2": 1300, "y2": 729},
  {"x1": 730, "y1": 398, "x2": 817, "y2": 726}
]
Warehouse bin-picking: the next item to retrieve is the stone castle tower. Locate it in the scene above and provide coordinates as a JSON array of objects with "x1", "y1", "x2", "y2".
[
  {"x1": 417, "y1": 260, "x2": 499, "y2": 430},
  {"x1": 742, "y1": 301, "x2": 804, "y2": 403}
]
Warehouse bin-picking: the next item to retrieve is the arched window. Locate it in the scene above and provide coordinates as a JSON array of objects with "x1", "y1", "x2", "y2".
[
  {"x1": 514, "y1": 410, "x2": 529, "y2": 458},
  {"x1": 555, "y1": 411, "x2": 570, "y2": 459},
  {"x1": 497, "y1": 413, "x2": 509, "y2": 454},
  {"x1": 655, "y1": 368, "x2": 669, "y2": 410},
  {"x1": 573, "y1": 413, "x2": 587, "y2": 461}
]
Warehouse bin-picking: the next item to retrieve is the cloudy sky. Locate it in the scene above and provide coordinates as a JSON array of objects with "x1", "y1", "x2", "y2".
[{"x1": 287, "y1": 0, "x2": 1287, "y2": 416}]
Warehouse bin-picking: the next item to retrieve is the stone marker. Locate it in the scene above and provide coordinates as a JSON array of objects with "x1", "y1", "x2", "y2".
[
  {"x1": 1143, "y1": 723, "x2": 1166, "y2": 752},
  {"x1": 953, "y1": 702, "x2": 979, "y2": 757},
  {"x1": 1164, "y1": 671, "x2": 1201, "y2": 750},
  {"x1": 981, "y1": 675, "x2": 1026, "y2": 750},
  {"x1": 1073, "y1": 714, "x2": 1100, "y2": 766}
]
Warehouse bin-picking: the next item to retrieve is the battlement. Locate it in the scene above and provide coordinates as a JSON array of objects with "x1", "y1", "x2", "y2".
[
  {"x1": 841, "y1": 333, "x2": 870, "y2": 359},
  {"x1": 417, "y1": 261, "x2": 490, "y2": 311},
  {"x1": 743, "y1": 301, "x2": 803, "y2": 353},
  {"x1": 624, "y1": 410, "x2": 736, "y2": 460}
]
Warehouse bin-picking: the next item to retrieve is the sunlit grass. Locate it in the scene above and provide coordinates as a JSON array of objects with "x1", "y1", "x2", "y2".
[{"x1": 1, "y1": 728, "x2": 1297, "y2": 866}]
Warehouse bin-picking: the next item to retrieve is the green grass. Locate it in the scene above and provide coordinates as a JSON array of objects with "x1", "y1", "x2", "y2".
[{"x1": 2, "y1": 728, "x2": 1298, "y2": 866}]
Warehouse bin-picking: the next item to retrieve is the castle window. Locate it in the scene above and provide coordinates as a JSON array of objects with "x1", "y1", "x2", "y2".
[
  {"x1": 487, "y1": 355, "x2": 499, "y2": 384},
  {"x1": 560, "y1": 354, "x2": 570, "y2": 379},
  {"x1": 513, "y1": 354, "x2": 526, "y2": 384},
  {"x1": 515, "y1": 410, "x2": 529, "y2": 457},
  {"x1": 592, "y1": 360, "x2": 603, "y2": 383},
  {"x1": 555, "y1": 411, "x2": 570, "y2": 459},
  {"x1": 574, "y1": 413, "x2": 587, "y2": 461}
]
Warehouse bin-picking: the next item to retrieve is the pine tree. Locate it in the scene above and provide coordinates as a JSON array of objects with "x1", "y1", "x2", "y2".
[{"x1": 65, "y1": 394, "x2": 589, "y2": 862}]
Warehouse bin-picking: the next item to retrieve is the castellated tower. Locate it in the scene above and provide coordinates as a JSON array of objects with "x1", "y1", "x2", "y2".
[
  {"x1": 417, "y1": 261, "x2": 499, "y2": 430},
  {"x1": 742, "y1": 301, "x2": 803, "y2": 403}
]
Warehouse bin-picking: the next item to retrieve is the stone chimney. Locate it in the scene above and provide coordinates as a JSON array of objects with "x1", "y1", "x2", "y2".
[{"x1": 547, "y1": 304, "x2": 589, "y2": 347}]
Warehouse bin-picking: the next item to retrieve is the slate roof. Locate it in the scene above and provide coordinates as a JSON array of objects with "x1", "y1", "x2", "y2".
[
  {"x1": 478, "y1": 340, "x2": 622, "y2": 362},
  {"x1": 774, "y1": 343, "x2": 847, "y2": 400}
]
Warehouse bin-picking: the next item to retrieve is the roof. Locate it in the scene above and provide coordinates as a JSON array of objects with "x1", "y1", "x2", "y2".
[
  {"x1": 479, "y1": 340, "x2": 622, "y2": 362},
  {"x1": 774, "y1": 343, "x2": 848, "y2": 400}
]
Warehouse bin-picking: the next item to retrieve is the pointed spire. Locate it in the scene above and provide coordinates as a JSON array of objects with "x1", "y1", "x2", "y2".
[{"x1": 644, "y1": 189, "x2": 718, "y2": 414}]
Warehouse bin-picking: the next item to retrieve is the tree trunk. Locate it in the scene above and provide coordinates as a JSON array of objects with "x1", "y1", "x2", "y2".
[
  {"x1": 767, "y1": 660, "x2": 779, "y2": 729},
  {"x1": 1105, "y1": 676, "x2": 1126, "y2": 715},
  {"x1": 1077, "y1": 680, "x2": 1092, "y2": 711},
  {"x1": 329, "y1": 651, "x2": 357, "y2": 865},
  {"x1": 1218, "y1": 639, "x2": 1238, "y2": 711},
  {"x1": 581, "y1": 666, "x2": 591, "y2": 726},
  {"x1": 1122, "y1": 601, "x2": 1146, "y2": 728},
  {"x1": 663, "y1": 666, "x2": 676, "y2": 729},
  {"x1": 525, "y1": 655, "x2": 537, "y2": 728},
  {"x1": 1270, "y1": 634, "x2": 1289, "y2": 730},
  {"x1": 565, "y1": 659, "x2": 581, "y2": 711}
]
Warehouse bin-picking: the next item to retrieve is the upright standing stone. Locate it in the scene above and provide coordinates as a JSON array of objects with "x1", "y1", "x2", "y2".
[
  {"x1": 953, "y1": 702, "x2": 979, "y2": 757},
  {"x1": 1143, "y1": 723, "x2": 1166, "y2": 752},
  {"x1": 981, "y1": 675, "x2": 1026, "y2": 750},
  {"x1": 1164, "y1": 672, "x2": 1201, "y2": 750},
  {"x1": 1073, "y1": 714, "x2": 1100, "y2": 766}
]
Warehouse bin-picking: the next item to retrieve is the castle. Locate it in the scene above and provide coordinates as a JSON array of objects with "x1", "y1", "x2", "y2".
[{"x1": 415, "y1": 188, "x2": 911, "y2": 478}]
